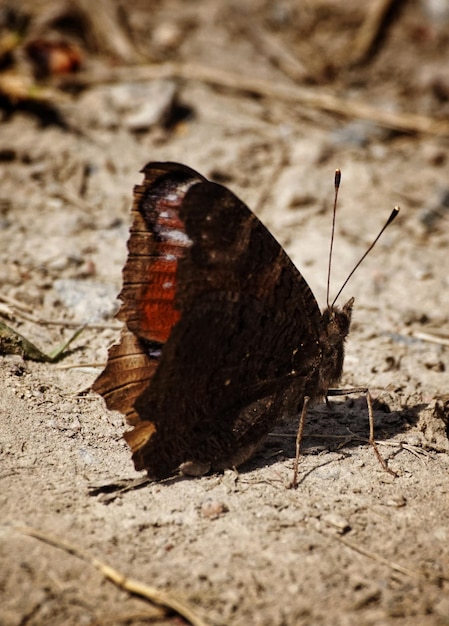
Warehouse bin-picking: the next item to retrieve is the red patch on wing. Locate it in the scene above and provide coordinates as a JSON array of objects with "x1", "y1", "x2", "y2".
[{"x1": 93, "y1": 163, "x2": 204, "y2": 422}]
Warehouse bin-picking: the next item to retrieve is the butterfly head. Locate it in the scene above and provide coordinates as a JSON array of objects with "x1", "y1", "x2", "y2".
[
  {"x1": 318, "y1": 296, "x2": 354, "y2": 390},
  {"x1": 322, "y1": 297, "x2": 354, "y2": 345}
]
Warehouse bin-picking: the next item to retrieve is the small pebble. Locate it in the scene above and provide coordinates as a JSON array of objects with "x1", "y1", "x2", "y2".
[
  {"x1": 384, "y1": 495, "x2": 407, "y2": 508},
  {"x1": 200, "y1": 498, "x2": 229, "y2": 519},
  {"x1": 322, "y1": 513, "x2": 351, "y2": 534}
]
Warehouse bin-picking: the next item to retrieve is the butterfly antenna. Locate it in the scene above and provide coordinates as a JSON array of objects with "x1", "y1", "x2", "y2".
[
  {"x1": 326, "y1": 169, "x2": 341, "y2": 308},
  {"x1": 331, "y1": 206, "x2": 400, "y2": 307}
]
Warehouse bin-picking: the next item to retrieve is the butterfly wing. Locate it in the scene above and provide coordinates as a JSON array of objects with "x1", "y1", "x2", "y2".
[{"x1": 94, "y1": 162, "x2": 324, "y2": 477}]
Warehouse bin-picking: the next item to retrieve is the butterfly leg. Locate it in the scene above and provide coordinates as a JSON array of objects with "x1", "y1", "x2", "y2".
[
  {"x1": 327, "y1": 387, "x2": 396, "y2": 477},
  {"x1": 290, "y1": 396, "x2": 310, "y2": 489},
  {"x1": 365, "y1": 390, "x2": 397, "y2": 477}
]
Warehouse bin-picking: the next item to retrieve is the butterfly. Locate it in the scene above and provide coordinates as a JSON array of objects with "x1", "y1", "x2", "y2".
[{"x1": 93, "y1": 162, "x2": 359, "y2": 479}]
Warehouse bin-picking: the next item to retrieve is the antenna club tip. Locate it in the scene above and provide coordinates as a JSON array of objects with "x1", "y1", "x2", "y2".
[
  {"x1": 387, "y1": 206, "x2": 400, "y2": 225},
  {"x1": 334, "y1": 169, "x2": 341, "y2": 187}
]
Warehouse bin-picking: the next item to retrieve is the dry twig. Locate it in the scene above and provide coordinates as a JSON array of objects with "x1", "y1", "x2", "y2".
[
  {"x1": 412, "y1": 330, "x2": 449, "y2": 347},
  {"x1": 324, "y1": 531, "x2": 421, "y2": 580},
  {"x1": 17, "y1": 526, "x2": 210, "y2": 626},
  {"x1": 85, "y1": 62, "x2": 449, "y2": 136},
  {"x1": 0, "y1": 294, "x2": 119, "y2": 331},
  {"x1": 73, "y1": 0, "x2": 141, "y2": 63},
  {"x1": 347, "y1": 0, "x2": 401, "y2": 65},
  {"x1": 235, "y1": 15, "x2": 309, "y2": 83}
]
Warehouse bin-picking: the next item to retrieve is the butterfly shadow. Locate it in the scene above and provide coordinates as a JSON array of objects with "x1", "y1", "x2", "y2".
[
  {"x1": 88, "y1": 397, "x2": 427, "y2": 500},
  {"x1": 243, "y1": 395, "x2": 427, "y2": 475}
]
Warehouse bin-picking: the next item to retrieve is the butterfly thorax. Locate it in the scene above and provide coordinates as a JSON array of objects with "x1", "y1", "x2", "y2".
[{"x1": 317, "y1": 297, "x2": 354, "y2": 398}]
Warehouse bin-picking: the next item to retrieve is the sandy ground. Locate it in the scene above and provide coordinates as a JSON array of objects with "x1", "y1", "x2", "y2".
[{"x1": 1, "y1": 1, "x2": 449, "y2": 624}]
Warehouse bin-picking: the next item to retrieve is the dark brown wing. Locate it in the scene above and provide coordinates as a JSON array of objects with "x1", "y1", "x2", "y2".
[{"x1": 94, "y1": 162, "x2": 324, "y2": 477}]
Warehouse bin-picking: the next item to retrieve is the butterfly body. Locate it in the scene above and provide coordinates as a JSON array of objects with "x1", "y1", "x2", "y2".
[{"x1": 93, "y1": 162, "x2": 353, "y2": 478}]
